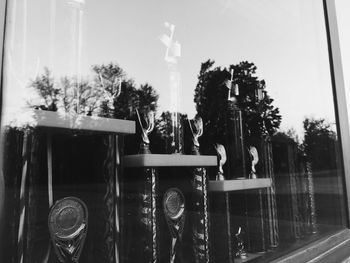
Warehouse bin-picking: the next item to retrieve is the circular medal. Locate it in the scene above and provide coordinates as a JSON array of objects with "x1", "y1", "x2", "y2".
[
  {"x1": 48, "y1": 197, "x2": 88, "y2": 239},
  {"x1": 48, "y1": 197, "x2": 88, "y2": 263},
  {"x1": 163, "y1": 188, "x2": 185, "y2": 220}
]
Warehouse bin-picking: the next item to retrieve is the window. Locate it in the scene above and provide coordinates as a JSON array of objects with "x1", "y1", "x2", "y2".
[{"x1": 0, "y1": 1, "x2": 349, "y2": 262}]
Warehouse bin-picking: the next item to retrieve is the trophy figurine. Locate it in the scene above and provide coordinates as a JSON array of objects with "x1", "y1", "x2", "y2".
[
  {"x1": 248, "y1": 146, "x2": 259, "y2": 179},
  {"x1": 163, "y1": 188, "x2": 186, "y2": 263},
  {"x1": 188, "y1": 116, "x2": 203, "y2": 155},
  {"x1": 235, "y1": 227, "x2": 248, "y2": 259},
  {"x1": 48, "y1": 197, "x2": 88, "y2": 263},
  {"x1": 214, "y1": 143, "x2": 227, "y2": 181},
  {"x1": 136, "y1": 109, "x2": 155, "y2": 154}
]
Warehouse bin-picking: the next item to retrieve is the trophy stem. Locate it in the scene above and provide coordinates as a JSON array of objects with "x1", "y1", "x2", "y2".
[
  {"x1": 191, "y1": 167, "x2": 210, "y2": 263},
  {"x1": 18, "y1": 131, "x2": 30, "y2": 263},
  {"x1": 187, "y1": 116, "x2": 210, "y2": 262},
  {"x1": 227, "y1": 107, "x2": 246, "y2": 179},
  {"x1": 225, "y1": 193, "x2": 234, "y2": 262},
  {"x1": 42, "y1": 133, "x2": 54, "y2": 263},
  {"x1": 306, "y1": 162, "x2": 317, "y2": 234},
  {"x1": 47, "y1": 134, "x2": 54, "y2": 207},
  {"x1": 262, "y1": 139, "x2": 279, "y2": 248},
  {"x1": 139, "y1": 167, "x2": 158, "y2": 263},
  {"x1": 170, "y1": 112, "x2": 183, "y2": 154},
  {"x1": 151, "y1": 169, "x2": 158, "y2": 262},
  {"x1": 115, "y1": 135, "x2": 121, "y2": 263}
]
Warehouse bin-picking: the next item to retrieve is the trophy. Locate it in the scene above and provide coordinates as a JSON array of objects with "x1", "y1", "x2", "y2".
[
  {"x1": 235, "y1": 227, "x2": 247, "y2": 259},
  {"x1": 225, "y1": 68, "x2": 246, "y2": 178},
  {"x1": 211, "y1": 143, "x2": 236, "y2": 262},
  {"x1": 188, "y1": 116, "x2": 210, "y2": 262},
  {"x1": 136, "y1": 109, "x2": 155, "y2": 154},
  {"x1": 135, "y1": 108, "x2": 158, "y2": 262},
  {"x1": 163, "y1": 188, "x2": 186, "y2": 263},
  {"x1": 248, "y1": 146, "x2": 259, "y2": 179},
  {"x1": 160, "y1": 22, "x2": 183, "y2": 154},
  {"x1": 214, "y1": 143, "x2": 227, "y2": 181},
  {"x1": 48, "y1": 197, "x2": 88, "y2": 263}
]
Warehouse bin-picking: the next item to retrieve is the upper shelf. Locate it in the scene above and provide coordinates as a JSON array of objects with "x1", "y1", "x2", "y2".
[
  {"x1": 10, "y1": 110, "x2": 136, "y2": 134},
  {"x1": 209, "y1": 178, "x2": 272, "y2": 192},
  {"x1": 124, "y1": 154, "x2": 217, "y2": 168}
]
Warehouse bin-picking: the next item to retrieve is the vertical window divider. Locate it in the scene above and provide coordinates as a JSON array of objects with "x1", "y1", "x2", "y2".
[
  {"x1": 0, "y1": 1, "x2": 7, "y2": 260},
  {"x1": 324, "y1": 0, "x2": 350, "y2": 227},
  {"x1": 0, "y1": 0, "x2": 7, "y2": 124}
]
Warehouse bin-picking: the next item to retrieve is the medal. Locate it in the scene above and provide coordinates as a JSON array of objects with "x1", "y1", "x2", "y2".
[
  {"x1": 163, "y1": 188, "x2": 185, "y2": 263},
  {"x1": 48, "y1": 197, "x2": 88, "y2": 263}
]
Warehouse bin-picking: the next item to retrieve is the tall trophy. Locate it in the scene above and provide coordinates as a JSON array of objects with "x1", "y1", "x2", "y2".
[
  {"x1": 210, "y1": 143, "x2": 235, "y2": 263},
  {"x1": 48, "y1": 197, "x2": 88, "y2": 263},
  {"x1": 135, "y1": 109, "x2": 158, "y2": 262},
  {"x1": 225, "y1": 68, "x2": 246, "y2": 178},
  {"x1": 188, "y1": 116, "x2": 210, "y2": 263},
  {"x1": 160, "y1": 22, "x2": 183, "y2": 154}
]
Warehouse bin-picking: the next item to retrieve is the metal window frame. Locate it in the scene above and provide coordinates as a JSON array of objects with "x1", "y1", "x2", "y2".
[
  {"x1": 323, "y1": 0, "x2": 350, "y2": 227},
  {"x1": 0, "y1": 0, "x2": 6, "y2": 260},
  {"x1": 0, "y1": 0, "x2": 349, "y2": 262},
  {"x1": 0, "y1": 0, "x2": 6, "y2": 121}
]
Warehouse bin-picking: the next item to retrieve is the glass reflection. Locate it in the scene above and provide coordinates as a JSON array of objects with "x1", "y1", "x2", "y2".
[{"x1": 0, "y1": 0, "x2": 347, "y2": 262}]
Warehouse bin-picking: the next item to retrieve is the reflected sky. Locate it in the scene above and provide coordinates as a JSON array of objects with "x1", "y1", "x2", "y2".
[{"x1": 3, "y1": 0, "x2": 347, "y2": 136}]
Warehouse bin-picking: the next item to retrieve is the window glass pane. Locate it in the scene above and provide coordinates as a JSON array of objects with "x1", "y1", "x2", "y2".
[
  {"x1": 0, "y1": 1, "x2": 347, "y2": 262},
  {"x1": 336, "y1": 0, "x2": 350, "y2": 121}
]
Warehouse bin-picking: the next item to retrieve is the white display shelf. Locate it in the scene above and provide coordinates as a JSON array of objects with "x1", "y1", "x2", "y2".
[
  {"x1": 124, "y1": 154, "x2": 217, "y2": 168},
  {"x1": 13, "y1": 110, "x2": 136, "y2": 134},
  {"x1": 209, "y1": 178, "x2": 272, "y2": 192}
]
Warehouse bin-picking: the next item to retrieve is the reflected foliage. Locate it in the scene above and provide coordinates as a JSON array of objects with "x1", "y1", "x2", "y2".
[
  {"x1": 303, "y1": 118, "x2": 338, "y2": 172},
  {"x1": 273, "y1": 117, "x2": 338, "y2": 172},
  {"x1": 29, "y1": 63, "x2": 159, "y2": 120},
  {"x1": 194, "y1": 60, "x2": 282, "y2": 148},
  {"x1": 30, "y1": 67, "x2": 60, "y2": 111}
]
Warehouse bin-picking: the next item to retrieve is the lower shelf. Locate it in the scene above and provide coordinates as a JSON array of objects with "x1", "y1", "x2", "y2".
[
  {"x1": 123, "y1": 154, "x2": 217, "y2": 167},
  {"x1": 235, "y1": 252, "x2": 264, "y2": 263},
  {"x1": 209, "y1": 178, "x2": 272, "y2": 192}
]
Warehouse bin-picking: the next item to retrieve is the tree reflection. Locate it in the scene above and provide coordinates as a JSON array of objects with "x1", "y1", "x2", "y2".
[
  {"x1": 28, "y1": 63, "x2": 159, "y2": 120},
  {"x1": 194, "y1": 59, "x2": 282, "y2": 146}
]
